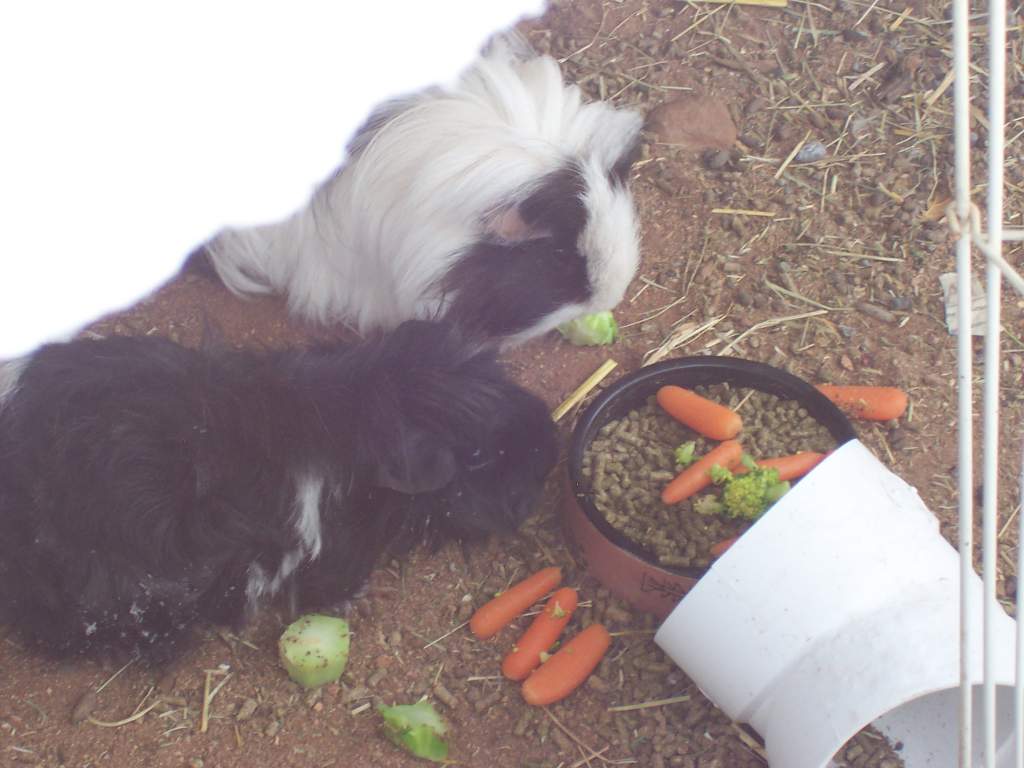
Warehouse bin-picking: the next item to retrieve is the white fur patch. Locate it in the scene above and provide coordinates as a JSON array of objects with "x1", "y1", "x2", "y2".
[
  {"x1": 245, "y1": 474, "x2": 325, "y2": 607},
  {"x1": 292, "y1": 474, "x2": 324, "y2": 559},
  {"x1": 206, "y1": 37, "x2": 643, "y2": 343},
  {"x1": 0, "y1": 357, "x2": 27, "y2": 409}
]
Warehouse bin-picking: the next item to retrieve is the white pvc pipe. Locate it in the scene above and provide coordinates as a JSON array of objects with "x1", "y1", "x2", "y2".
[
  {"x1": 983, "y1": 0, "x2": 1007, "y2": 762},
  {"x1": 951, "y1": 0, "x2": 974, "y2": 763}
]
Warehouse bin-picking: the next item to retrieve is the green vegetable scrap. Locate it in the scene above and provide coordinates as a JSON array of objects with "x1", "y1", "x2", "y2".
[
  {"x1": 692, "y1": 494, "x2": 725, "y2": 517},
  {"x1": 278, "y1": 614, "x2": 350, "y2": 689},
  {"x1": 674, "y1": 441, "x2": 696, "y2": 467},
  {"x1": 718, "y1": 455, "x2": 790, "y2": 520},
  {"x1": 556, "y1": 311, "x2": 619, "y2": 346},
  {"x1": 378, "y1": 700, "x2": 450, "y2": 762}
]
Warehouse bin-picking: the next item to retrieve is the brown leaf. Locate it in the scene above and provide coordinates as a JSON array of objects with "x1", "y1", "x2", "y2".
[{"x1": 921, "y1": 196, "x2": 952, "y2": 223}]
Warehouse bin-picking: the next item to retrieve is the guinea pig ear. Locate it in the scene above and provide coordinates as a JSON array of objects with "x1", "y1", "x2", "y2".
[{"x1": 373, "y1": 431, "x2": 457, "y2": 495}]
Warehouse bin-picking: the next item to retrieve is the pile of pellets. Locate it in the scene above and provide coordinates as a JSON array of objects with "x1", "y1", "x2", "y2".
[{"x1": 580, "y1": 383, "x2": 836, "y2": 569}]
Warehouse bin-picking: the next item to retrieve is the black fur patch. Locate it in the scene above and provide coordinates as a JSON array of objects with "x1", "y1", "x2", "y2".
[
  {"x1": 0, "y1": 321, "x2": 556, "y2": 661},
  {"x1": 441, "y1": 164, "x2": 592, "y2": 339}
]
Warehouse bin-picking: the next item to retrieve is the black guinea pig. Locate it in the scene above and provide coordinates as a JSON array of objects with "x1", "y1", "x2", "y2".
[{"x1": 0, "y1": 320, "x2": 556, "y2": 662}]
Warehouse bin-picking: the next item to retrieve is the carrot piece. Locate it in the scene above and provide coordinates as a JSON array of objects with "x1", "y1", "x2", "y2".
[
  {"x1": 501, "y1": 587, "x2": 579, "y2": 681},
  {"x1": 661, "y1": 440, "x2": 744, "y2": 505},
  {"x1": 817, "y1": 385, "x2": 908, "y2": 421},
  {"x1": 710, "y1": 536, "x2": 739, "y2": 558},
  {"x1": 521, "y1": 624, "x2": 611, "y2": 706},
  {"x1": 656, "y1": 385, "x2": 743, "y2": 441},
  {"x1": 734, "y1": 451, "x2": 826, "y2": 481},
  {"x1": 469, "y1": 567, "x2": 562, "y2": 640}
]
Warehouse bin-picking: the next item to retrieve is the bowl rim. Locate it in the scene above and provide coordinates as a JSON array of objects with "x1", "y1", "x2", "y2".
[{"x1": 566, "y1": 355, "x2": 859, "y2": 577}]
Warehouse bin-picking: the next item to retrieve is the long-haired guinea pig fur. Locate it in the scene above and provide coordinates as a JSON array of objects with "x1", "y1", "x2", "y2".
[
  {"x1": 0, "y1": 321, "x2": 557, "y2": 661},
  {"x1": 195, "y1": 35, "x2": 643, "y2": 347}
]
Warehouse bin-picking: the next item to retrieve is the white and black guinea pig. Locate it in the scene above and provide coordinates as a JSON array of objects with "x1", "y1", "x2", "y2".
[
  {"x1": 0, "y1": 321, "x2": 556, "y2": 662},
  {"x1": 195, "y1": 35, "x2": 644, "y2": 347}
]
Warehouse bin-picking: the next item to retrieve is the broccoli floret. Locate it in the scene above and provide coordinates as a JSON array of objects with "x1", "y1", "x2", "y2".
[
  {"x1": 692, "y1": 494, "x2": 725, "y2": 517},
  {"x1": 674, "y1": 441, "x2": 696, "y2": 467},
  {"x1": 719, "y1": 459, "x2": 791, "y2": 520},
  {"x1": 708, "y1": 464, "x2": 734, "y2": 486}
]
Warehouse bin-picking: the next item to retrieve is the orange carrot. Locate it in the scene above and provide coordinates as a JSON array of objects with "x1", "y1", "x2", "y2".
[
  {"x1": 734, "y1": 451, "x2": 826, "y2": 481},
  {"x1": 656, "y1": 385, "x2": 743, "y2": 441},
  {"x1": 817, "y1": 385, "x2": 908, "y2": 421},
  {"x1": 469, "y1": 567, "x2": 562, "y2": 640},
  {"x1": 501, "y1": 587, "x2": 578, "y2": 681},
  {"x1": 521, "y1": 624, "x2": 611, "y2": 706},
  {"x1": 661, "y1": 440, "x2": 744, "y2": 505},
  {"x1": 710, "y1": 536, "x2": 739, "y2": 558}
]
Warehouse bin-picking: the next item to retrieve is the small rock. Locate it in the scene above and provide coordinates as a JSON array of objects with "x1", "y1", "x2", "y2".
[
  {"x1": 646, "y1": 95, "x2": 738, "y2": 151},
  {"x1": 235, "y1": 698, "x2": 259, "y2": 722},
  {"x1": 808, "y1": 111, "x2": 828, "y2": 130},
  {"x1": 890, "y1": 296, "x2": 913, "y2": 311},
  {"x1": 71, "y1": 691, "x2": 98, "y2": 724},
  {"x1": 188, "y1": 759, "x2": 204, "y2": 768},
  {"x1": 264, "y1": 720, "x2": 281, "y2": 738},
  {"x1": 856, "y1": 301, "x2": 898, "y2": 323},
  {"x1": 842, "y1": 28, "x2": 869, "y2": 43},
  {"x1": 794, "y1": 141, "x2": 828, "y2": 164},
  {"x1": 704, "y1": 149, "x2": 732, "y2": 170},
  {"x1": 840, "y1": 354, "x2": 855, "y2": 371},
  {"x1": 737, "y1": 133, "x2": 764, "y2": 152}
]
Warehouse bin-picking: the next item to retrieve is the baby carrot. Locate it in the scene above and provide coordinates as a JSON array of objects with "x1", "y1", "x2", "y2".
[
  {"x1": 735, "y1": 451, "x2": 826, "y2": 481},
  {"x1": 521, "y1": 624, "x2": 611, "y2": 706},
  {"x1": 710, "y1": 536, "x2": 739, "y2": 559},
  {"x1": 817, "y1": 385, "x2": 908, "y2": 421},
  {"x1": 656, "y1": 385, "x2": 743, "y2": 441},
  {"x1": 661, "y1": 440, "x2": 744, "y2": 505},
  {"x1": 469, "y1": 566, "x2": 562, "y2": 640},
  {"x1": 501, "y1": 587, "x2": 578, "y2": 681}
]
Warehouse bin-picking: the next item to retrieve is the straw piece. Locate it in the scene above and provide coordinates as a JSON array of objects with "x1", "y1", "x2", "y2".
[
  {"x1": 552, "y1": 360, "x2": 618, "y2": 422},
  {"x1": 607, "y1": 695, "x2": 691, "y2": 712},
  {"x1": 711, "y1": 208, "x2": 777, "y2": 217},
  {"x1": 688, "y1": 0, "x2": 788, "y2": 5},
  {"x1": 774, "y1": 131, "x2": 811, "y2": 180}
]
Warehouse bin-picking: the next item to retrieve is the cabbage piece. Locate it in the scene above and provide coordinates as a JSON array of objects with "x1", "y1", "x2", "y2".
[
  {"x1": 278, "y1": 614, "x2": 350, "y2": 689},
  {"x1": 556, "y1": 311, "x2": 618, "y2": 346},
  {"x1": 378, "y1": 700, "x2": 449, "y2": 762}
]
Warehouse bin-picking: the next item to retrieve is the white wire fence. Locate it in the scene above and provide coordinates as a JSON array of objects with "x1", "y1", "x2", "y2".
[{"x1": 952, "y1": 0, "x2": 1022, "y2": 765}]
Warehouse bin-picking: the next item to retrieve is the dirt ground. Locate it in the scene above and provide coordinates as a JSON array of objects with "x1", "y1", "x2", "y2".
[{"x1": 3, "y1": 0, "x2": 1023, "y2": 766}]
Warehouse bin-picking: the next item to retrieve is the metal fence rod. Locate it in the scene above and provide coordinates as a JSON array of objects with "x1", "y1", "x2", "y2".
[
  {"x1": 952, "y1": 0, "x2": 974, "y2": 761},
  {"x1": 983, "y1": 0, "x2": 1008, "y2": 760}
]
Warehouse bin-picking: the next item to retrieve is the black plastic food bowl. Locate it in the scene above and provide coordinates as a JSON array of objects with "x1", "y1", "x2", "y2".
[{"x1": 563, "y1": 356, "x2": 858, "y2": 619}]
